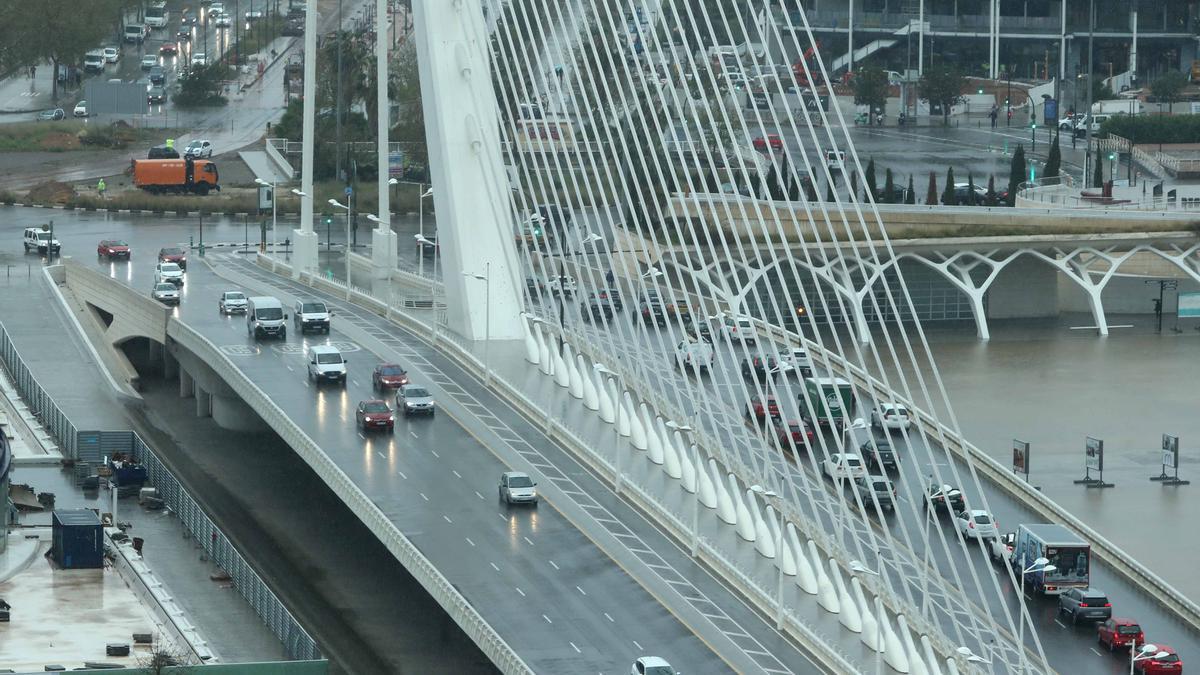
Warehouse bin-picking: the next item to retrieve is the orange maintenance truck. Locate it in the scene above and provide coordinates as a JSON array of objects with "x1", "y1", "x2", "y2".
[{"x1": 131, "y1": 158, "x2": 221, "y2": 195}]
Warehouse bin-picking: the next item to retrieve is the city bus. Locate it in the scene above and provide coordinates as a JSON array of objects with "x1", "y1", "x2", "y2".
[{"x1": 1013, "y1": 524, "x2": 1091, "y2": 595}]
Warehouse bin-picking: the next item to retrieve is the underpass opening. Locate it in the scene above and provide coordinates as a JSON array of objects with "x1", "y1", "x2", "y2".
[
  {"x1": 119, "y1": 346, "x2": 497, "y2": 675},
  {"x1": 88, "y1": 302, "x2": 114, "y2": 329}
]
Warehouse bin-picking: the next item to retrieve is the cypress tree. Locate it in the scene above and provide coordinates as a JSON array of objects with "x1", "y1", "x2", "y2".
[
  {"x1": 905, "y1": 175, "x2": 916, "y2": 204},
  {"x1": 1044, "y1": 132, "x2": 1062, "y2": 178},
  {"x1": 941, "y1": 166, "x2": 957, "y2": 205},
  {"x1": 966, "y1": 171, "x2": 977, "y2": 205},
  {"x1": 1007, "y1": 144, "x2": 1026, "y2": 206},
  {"x1": 851, "y1": 171, "x2": 859, "y2": 201},
  {"x1": 865, "y1": 158, "x2": 878, "y2": 200},
  {"x1": 985, "y1": 174, "x2": 998, "y2": 206},
  {"x1": 883, "y1": 168, "x2": 896, "y2": 204},
  {"x1": 1093, "y1": 149, "x2": 1104, "y2": 187},
  {"x1": 925, "y1": 171, "x2": 938, "y2": 205},
  {"x1": 826, "y1": 181, "x2": 835, "y2": 202}
]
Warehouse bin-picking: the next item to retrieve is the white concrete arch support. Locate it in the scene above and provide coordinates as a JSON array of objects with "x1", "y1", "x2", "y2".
[
  {"x1": 829, "y1": 560, "x2": 861, "y2": 632},
  {"x1": 563, "y1": 344, "x2": 583, "y2": 398},
  {"x1": 579, "y1": 356, "x2": 599, "y2": 410},
  {"x1": 521, "y1": 316, "x2": 540, "y2": 364},
  {"x1": 749, "y1": 491, "x2": 775, "y2": 558},
  {"x1": 920, "y1": 636, "x2": 944, "y2": 675},
  {"x1": 898, "y1": 615, "x2": 928, "y2": 675},
  {"x1": 732, "y1": 477, "x2": 755, "y2": 541},
  {"x1": 695, "y1": 452, "x2": 715, "y2": 505},
  {"x1": 596, "y1": 372, "x2": 615, "y2": 422},
  {"x1": 643, "y1": 406, "x2": 664, "y2": 464},
  {"x1": 879, "y1": 604, "x2": 910, "y2": 673},
  {"x1": 799, "y1": 254, "x2": 885, "y2": 344},
  {"x1": 854, "y1": 579, "x2": 879, "y2": 651},
  {"x1": 710, "y1": 460, "x2": 735, "y2": 523},
  {"x1": 678, "y1": 441, "x2": 697, "y2": 493},
  {"x1": 665, "y1": 430, "x2": 685, "y2": 480},
  {"x1": 536, "y1": 327, "x2": 551, "y2": 375},
  {"x1": 552, "y1": 344, "x2": 570, "y2": 387},
  {"x1": 617, "y1": 390, "x2": 634, "y2": 437},
  {"x1": 810, "y1": 543, "x2": 839, "y2": 613},
  {"x1": 767, "y1": 507, "x2": 795, "y2": 575},
  {"x1": 788, "y1": 525, "x2": 817, "y2": 593},
  {"x1": 628, "y1": 397, "x2": 647, "y2": 449},
  {"x1": 902, "y1": 249, "x2": 1021, "y2": 341},
  {"x1": 1027, "y1": 246, "x2": 1140, "y2": 337},
  {"x1": 655, "y1": 418, "x2": 678, "y2": 473}
]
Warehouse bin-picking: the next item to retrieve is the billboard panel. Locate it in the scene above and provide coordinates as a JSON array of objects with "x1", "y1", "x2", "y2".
[
  {"x1": 84, "y1": 81, "x2": 149, "y2": 116},
  {"x1": 1085, "y1": 437, "x2": 1104, "y2": 472},
  {"x1": 1178, "y1": 292, "x2": 1200, "y2": 318}
]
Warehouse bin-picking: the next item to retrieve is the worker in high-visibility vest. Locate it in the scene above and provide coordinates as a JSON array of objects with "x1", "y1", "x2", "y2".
[{"x1": 165, "y1": 138, "x2": 175, "y2": 150}]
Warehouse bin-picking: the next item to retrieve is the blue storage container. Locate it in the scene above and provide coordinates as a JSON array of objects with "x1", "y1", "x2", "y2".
[{"x1": 51, "y1": 509, "x2": 103, "y2": 569}]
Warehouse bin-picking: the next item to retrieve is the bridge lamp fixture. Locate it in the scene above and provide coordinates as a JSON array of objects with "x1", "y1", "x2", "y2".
[
  {"x1": 291, "y1": 188, "x2": 308, "y2": 198},
  {"x1": 749, "y1": 484, "x2": 776, "y2": 497},
  {"x1": 849, "y1": 560, "x2": 879, "y2": 576},
  {"x1": 955, "y1": 646, "x2": 991, "y2": 664},
  {"x1": 665, "y1": 420, "x2": 692, "y2": 432},
  {"x1": 642, "y1": 266, "x2": 663, "y2": 280},
  {"x1": 365, "y1": 214, "x2": 388, "y2": 226},
  {"x1": 582, "y1": 232, "x2": 604, "y2": 245},
  {"x1": 388, "y1": 177, "x2": 398, "y2": 186}
]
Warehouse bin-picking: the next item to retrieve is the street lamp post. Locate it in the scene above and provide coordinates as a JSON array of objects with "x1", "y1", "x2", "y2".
[
  {"x1": 1131, "y1": 643, "x2": 1170, "y2": 675},
  {"x1": 289, "y1": 189, "x2": 308, "y2": 265},
  {"x1": 595, "y1": 363, "x2": 623, "y2": 492},
  {"x1": 415, "y1": 233, "x2": 439, "y2": 299},
  {"x1": 328, "y1": 198, "x2": 351, "y2": 299},
  {"x1": 669, "y1": 420, "x2": 698, "y2": 552},
  {"x1": 255, "y1": 177, "x2": 276, "y2": 254},
  {"x1": 462, "y1": 264, "x2": 491, "y2": 385},
  {"x1": 1018, "y1": 557, "x2": 1057, "y2": 668},
  {"x1": 418, "y1": 184, "x2": 433, "y2": 278},
  {"x1": 751, "y1": 484, "x2": 785, "y2": 628}
]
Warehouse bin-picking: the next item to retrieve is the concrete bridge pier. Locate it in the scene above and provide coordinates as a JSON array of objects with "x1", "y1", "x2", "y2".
[
  {"x1": 195, "y1": 386, "x2": 212, "y2": 418},
  {"x1": 179, "y1": 368, "x2": 194, "y2": 399}
]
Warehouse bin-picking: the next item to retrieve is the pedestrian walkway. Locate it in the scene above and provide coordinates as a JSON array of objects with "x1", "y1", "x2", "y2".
[{"x1": 0, "y1": 63, "x2": 59, "y2": 115}]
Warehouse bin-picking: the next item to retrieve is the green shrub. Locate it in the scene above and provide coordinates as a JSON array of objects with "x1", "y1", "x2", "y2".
[{"x1": 1102, "y1": 115, "x2": 1200, "y2": 145}]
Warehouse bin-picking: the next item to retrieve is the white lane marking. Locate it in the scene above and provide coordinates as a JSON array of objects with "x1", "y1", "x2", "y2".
[
  {"x1": 542, "y1": 614, "x2": 552, "y2": 624},
  {"x1": 1054, "y1": 619, "x2": 1067, "y2": 628},
  {"x1": 303, "y1": 381, "x2": 310, "y2": 387},
  {"x1": 431, "y1": 450, "x2": 440, "y2": 458},
  {"x1": 475, "y1": 491, "x2": 484, "y2": 500},
  {"x1": 352, "y1": 379, "x2": 361, "y2": 386},
  {"x1": 633, "y1": 640, "x2": 643, "y2": 651},
  {"x1": 443, "y1": 515, "x2": 453, "y2": 524},
  {"x1": 452, "y1": 470, "x2": 462, "y2": 478},
  {"x1": 1090, "y1": 648, "x2": 1104, "y2": 657},
  {"x1": 515, "y1": 587, "x2": 525, "y2": 597},
  {"x1": 490, "y1": 562, "x2": 500, "y2": 572},
  {"x1": 548, "y1": 560, "x2": 560, "y2": 570},
  {"x1": 397, "y1": 470, "x2": 407, "y2": 479},
  {"x1": 357, "y1": 432, "x2": 365, "y2": 440},
  {"x1": 604, "y1": 612, "x2": 614, "y2": 623},
  {"x1": 286, "y1": 365, "x2": 293, "y2": 371},
  {"x1": 409, "y1": 430, "x2": 418, "y2": 438},
  {"x1": 375, "y1": 451, "x2": 385, "y2": 459},
  {"x1": 523, "y1": 536, "x2": 534, "y2": 547},
  {"x1": 497, "y1": 512, "x2": 507, "y2": 521},
  {"x1": 419, "y1": 493, "x2": 428, "y2": 501},
  {"x1": 576, "y1": 585, "x2": 586, "y2": 596},
  {"x1": 569, "y1": 641, "x2": 581, "y2": 654},
  {"x1": 465, "y1": 537, "x2": 475, "y2": 547}
]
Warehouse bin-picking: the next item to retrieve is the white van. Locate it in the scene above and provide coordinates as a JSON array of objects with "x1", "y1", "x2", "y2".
[
  {"x1": 246, "y1": 296, "x2": 287, "y2": 340},
  {"x1": 675, "y1": 338, "x2": 715, "y2": 372},
  {"x1": 23, "y1": 227, "x2": 60, "y2": 254},
  {"x1": 307, "y1": 345, "x2": 347, "y2": 385}
]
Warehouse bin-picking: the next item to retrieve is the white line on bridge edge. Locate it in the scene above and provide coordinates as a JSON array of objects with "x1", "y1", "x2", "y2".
[
  {"x1": 1054, "y1": 619, "x2": 1067, "y2": 628},
  {"x1": 523, "y1": 536, "x2": 534, "y2": 547},
  {"x1": 474, "y1": 491, "x2": 484, "y2": 500},
  {"x1": 409, "y1": 430, "x2": 418, "y2": 438},
  {"x1": 1090, "y1": 647, "x2": 1104, "y2": 657},
  {"x1": 443, "y1": 515, "x2": 453, "y2": 524},
  {"x1": 465, "y1": 537, "x2": 475, "y2": 547},
  {"x1": 431, "y1": 449, "x2": 440, "y2": 458},
  {"x1": 397, "y1": 470, "x2": 407, "y2": 479},
  {"x1": 542, "y1": 614, "x2": 552, "y2": 624},
  {"x1": 490, "y1": 562, "x2": 500, "y2": 572},
  {"x1": 452, "y1": 470, "x2": 462, "y2": 478},
  {"x1": 633, "y1": 640, "x2": 643, "y2": 651},
  {"x1": 604, "y1": 612, "x2": 614, "y2": 622},
  {"x1": 576, "y1": 585, "x2": 586, "y2": 596},
  {"x1": 375, "y1": 451, "x2": 385, "y2": 459},
  {"x1": 357, "y1": 432, "x2": 365, "y2": 440},
  {"x1": 419, "y1": 493, "x2": 428, "y2": 501},
  {"x1": 515, "y1": 587, "x2": 526, "y2": 597},
  {"x1": 548, "y1": 560, "x2": 560, "y2": 570},
  {"x1": 569, "y1": 641, "x2": 581, "y2": 654}
]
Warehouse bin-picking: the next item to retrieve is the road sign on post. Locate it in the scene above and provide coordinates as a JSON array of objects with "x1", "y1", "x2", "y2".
[
  {"x1": 1152, "y1": 434, "x2": 1190, "y2": 486},
  {"x1": 1075, "y1": 436, "x2": 1114, "y2": 488},
  {"x1": 1012, "y1": 440, "x2": 1030, "y2": 480}
]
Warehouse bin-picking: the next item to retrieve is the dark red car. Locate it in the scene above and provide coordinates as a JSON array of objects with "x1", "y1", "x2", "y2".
[
  {"x1": 752, "y1": 134, "x2": 783, "y2": 152},
  {"x1": 1097, "y1": 617, "x2": 1144, "y2": 652},
  {"x1": 771, "y1": 418, "x2": 812, "y2": 450},
  {"x1": 356, "y1": 400, "x2": 394, "y2": 432},
  {"x1": 159, "y1": 42, "x2": 178, "y2": 56},
  {"x1": 1135, "y1": 645, "x2": 1182, "y2": 674},
  {"x1": 158, "y1": 246, "x2": 187, "y2": 270},
  {"x1": 97, "y1": 239, "x2": 131, "y2": 260},
  {"x1": 372, "y1": 363, "x2": 409, "y2": 390},
  {"x1": 746, "y1": 394, "x2": 780, "y2": 422}
]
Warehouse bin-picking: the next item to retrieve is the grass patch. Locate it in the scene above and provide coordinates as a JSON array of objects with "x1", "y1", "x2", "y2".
[
  {"x1": 67, "y1": 191, "x2": 260, "y2": 214},
  {"x1": 0, "y1": 121, "x2": 184, "y2": 152}
]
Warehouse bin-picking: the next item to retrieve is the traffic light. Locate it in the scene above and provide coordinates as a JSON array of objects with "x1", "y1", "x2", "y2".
[
  {"x1": 1107, "y1": 152, "x2": 1116, "y2": 161},
  {"x1": 977, "y1": 88, "x2": 984, "y2": 95},
  {"x1": 323, "y1": 215, "x2": 333, "y2": 226}
]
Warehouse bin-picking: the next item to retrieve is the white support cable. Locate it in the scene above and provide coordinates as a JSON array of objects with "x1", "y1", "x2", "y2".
[{"x1": 482, "y1": 0, "x2": 1046, "y2": 667}]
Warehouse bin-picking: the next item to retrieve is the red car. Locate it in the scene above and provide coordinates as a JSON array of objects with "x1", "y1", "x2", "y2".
[
  {"x1": 1098, "y1": 618, "x2": 1144, "y2": 652},
  {"x1": 159, "y1": 42, "x2": 178, "y2": 56},
  {"x1": 356, "y1": 400, "x2": 394, "y2": 432},
  {"x1": 752, "y1": 134, "x2": 783, "y2": 152},
  {"x1": 746, "y1": 394, "x2": 780, "y2": 422},
  {"x1": 771, "y1": 418, "x2": 813, "y2": 449},
  {"x1": 372, "y1": 363, "x2": 409, "y2": 390},
  {"x1": 1135, "y1": 645, "x2": 1182, "y2": 674},
  {"x1": 158, "y1": 246, "x2": 187, "y2": 270},
  {"x1": 97, "y1": 239, "x2": 131, "y2": 260}
]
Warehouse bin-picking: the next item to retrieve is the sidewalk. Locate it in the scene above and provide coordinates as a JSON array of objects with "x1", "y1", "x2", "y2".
[{"x1": 0, "y1": 64, "x2": 59, "y2": 115}]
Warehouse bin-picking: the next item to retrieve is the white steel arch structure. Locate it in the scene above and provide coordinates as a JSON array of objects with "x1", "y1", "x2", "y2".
[{"x1": 422, "y1": 0, "x2": 1067, "y2": 671}]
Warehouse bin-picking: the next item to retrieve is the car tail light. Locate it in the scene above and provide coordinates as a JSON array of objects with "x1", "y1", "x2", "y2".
[{"x1": 1104, "y1": 603, "x2": 1111, "y2": 607}]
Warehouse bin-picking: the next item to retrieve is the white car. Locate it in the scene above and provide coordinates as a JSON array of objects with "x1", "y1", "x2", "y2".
[
  {"x1": 989, "y1": 532, "x2": 1016, "y2": 565},
  {"x1": 822, "y1": 453, "x2": 866, "y2": 481},
  {"x1": 184, "y1": 139, "x2": 213, "y2": 158},
  {"x1": 307, "y1": 345, "x2": 347, "y2": 385},
  {"x1": 870, "y1": 402, "x2": 912, "y2": 431},
  {"x1": 778, "y1": 346, "x2": 812, "y2": 376},
  {"x1": 151, "y1": 282, "x2": 179, "y2": 306},
  {"x1": 631, "y1": 656, "x2": 675, "y2": 675},
  {"x1": 140, "y1": 54, "x2": 158, "y2": 69},
  {"x1": 499, "y1": 471, "x2": 538, "y2": 505},
  {"x1": 218, "y1": 290, "x2": 248, "y2": 314},
  {"x1": 214, "y1": 12, "x2": 232, "y2": 26},
  {"x1": 209, "y1": 2, "x2": 226, "y2": 14},
  {"x1": 154, "y1": 262, "x2": 184, "y2": 286},
  {"x1": 674, "y1": 338, "x2": 714, "y2": 372},
  {"x1": 72, "y1": 100, "x2": 88, "y2": 117},
  {"x1": 956, "y1": 509, "x2": 998, "y2": 539},
  {"x1": 544, "y1": 274, "x2": 576, "y2": 296},
  {"x1": 191, "y1": 52, "x2": 207, "y2": 66},
  {"x1": 720, "y1": 314, "x2": 758, "y2": 344},
  {"x1": 102, "y1": 46, "x2": 120, "y2": 63}
]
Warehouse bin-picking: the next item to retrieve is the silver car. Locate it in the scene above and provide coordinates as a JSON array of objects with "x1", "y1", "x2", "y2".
[
  {"x1": 219, "y1": 290, "x2": 247, "y2": 314},
  {"x1": 956, "y1": 509, "x2": 998, "y2": 539},
  {"x1": 151, "y1": 282, "x2": 179, "y2": 306},
  {"x1": 396, "y1": 385, "x2": 435, "y2": 416},
  {"x1": 499, "y1": 471, "x2": 538, "y2": 505}
]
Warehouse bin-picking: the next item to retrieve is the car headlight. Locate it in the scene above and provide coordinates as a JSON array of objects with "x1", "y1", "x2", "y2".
[{"x1": 387, "y1": 416, "x2": 394, "y2": 422}]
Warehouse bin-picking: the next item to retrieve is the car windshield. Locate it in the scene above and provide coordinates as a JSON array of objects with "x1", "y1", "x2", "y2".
[
  {"x1": 405, "y1": 388, "x2": 430, "y2": 398},
  {"x1": 110, "y1": 240, "x2": 127, "y2": 246},
  {"x1": 155, "y1": 284, "x2": 174, "y2": 292},
  {"x1": 508, "y1": 475, "x2": 533, "y2": 488},
  {"x1": 162, "y1": 248, "x2": 182, "y2": 255},
  {"x1": 844, "y1": 457, "x2": 861, "y2": 467},
  {"x1": 255, "y1": 308, "x2": 282, "y2": 321},
  {"x1": 379, "y1": 366, "x2": 404, "y2": 376},
  {"x1": 37, "y1": 232, "x2": 51, "y2": 240},
  {"x1": 363, "y1": 402, "x2": 389, "y2": 413},
  {"x1": 1045, "y1": 546, "x2": 1090, "y2": 583},
  {"x1": 1158, "y1": 654, "x2": 1180, "y2": 663},
  {"x1": 225, "y1": 292, "x2": 245, "y2": 300},
  {"x1": 872, "y1": 481, "x2": 890, "y2": 491},
  {"x1": 1117, "y1": 625, "x2": 1142, "y2": 635},
  {"x1": 316, "y1": 353, "x2": 342, "y2": 364},
  {"x1": 644, "y1": 666, "x2": 674, "y2": 675},
  {"x1": 302, "y1": 303, "x2": 326, "y2": 313},
  {"x1": 974, "y1": 514, "x2": 992, "y2": 524},
  {"x1": 160, "y1": 263, "x2": 180, "y2": 272}
]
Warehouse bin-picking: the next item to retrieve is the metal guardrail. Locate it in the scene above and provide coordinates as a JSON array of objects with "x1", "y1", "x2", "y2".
[
  {"x1": 754, "y1": 319, "x2": 1200, "y2": 635},
  {"x1": 0, "y1": 319, "x2": 320, "y2": 661},
  {"x1": 0, "y1": 322, "x2": 77, "y2": 458}
]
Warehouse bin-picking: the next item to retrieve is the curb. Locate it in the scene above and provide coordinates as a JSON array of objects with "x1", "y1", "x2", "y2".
[{"x1": 1, "y1": 203, "x2": 263, "y2": 217}]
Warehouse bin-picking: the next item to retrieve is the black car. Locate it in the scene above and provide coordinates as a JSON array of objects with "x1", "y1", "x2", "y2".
[
  {"x1": 581, "y1": 299, "x2": 613, "y2": 323},
  {"x1": 1057, "y1": 587, "x2": 1112, "y2": 624},
  {"x1": 525, "y1": 277, "x2": 542, "y2": 298},
  {"x1": 680, "y1": 315, "x2": 713, "y2": 342},
  {"x1": 594, "y1": 287, "x2": 623, "y2": 311},
  {"x1": 148, "y1": 144, "x2": 180, "y2": 159},
  {"x1": 741, "y1": 356, "x2": 780, "y2": 382},
  {"x1": 860, "y1": 439, "x2": 898, "y2": 472},
  {"x1": 635, "y1": 300, "x2": 666, "y2": 327},
  {"x1": 148, "y1": 66, "x2": 165, "y2": 86},
  {"x1": 926, "y1": 483, "x2": 965, "y2": 512}
]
